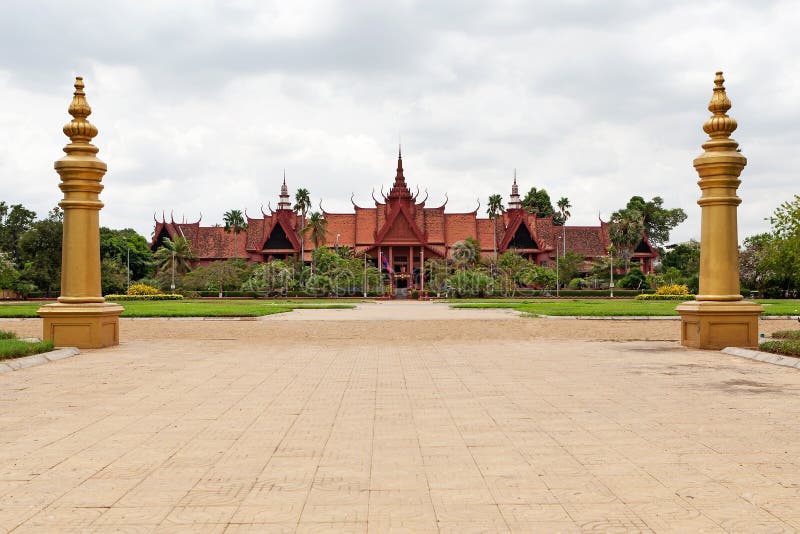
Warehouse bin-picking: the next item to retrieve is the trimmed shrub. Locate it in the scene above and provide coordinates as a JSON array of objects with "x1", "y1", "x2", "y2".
[
  {"x1": 656, "y1": 284, "x2": 690, "y2": 296},
  {"x1": 759, "y1": 339, "x2": 800, "y2": 357},
  {"x1": 772, "y1": 330, "x2": 800, "y2": 340},
  {"x1": 635, "y1": 293, "x2": 695, "y2": 301},
  {"x1": 127, "y1": 283, "x2": 163, "y2": 296},
  {"x1": 105, "y1": 294, "x2": 184, "y2": 301}
]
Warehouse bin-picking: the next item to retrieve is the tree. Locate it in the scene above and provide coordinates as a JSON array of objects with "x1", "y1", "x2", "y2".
[
  {"x1": 661, "y1": 240, "x2": 700, "y2": 278},
  {"x1": 608, "y1": 207, "x2": 644, "y2": 269},
  {"x1": 100, "y1": 227, "x2": 154, "y2": 281},
  {"x1": 154, "y1": 236, "x2": 195, "y2": 277},
  {"x1": 223, "y1": 209, "x2": 248, "y2": 258},
  {"x1": 556, "y1": 197, "x2": 571, "y2": 255},
  {"x1": 0, "y1": 202, "x2": 37, "y2": 265},
  {"x1": 0, "y1": 252, "x2": 19, "y2": 291},
  {"x1": 294, "y1": 188, "x2": 311, "y2": 265},
  {"x1": 754, "y1": 195, "x2": 800, "y2": 296},
  {"x1": 739, "y1": 233, "x2": 771, "y2": 292},
  {"x1": 304, "y1": 211, "x2": 327, "y2": 273},
  {"x1": 624, "y1": 196, "x2": 687, "y2": 248},
  {"x1": 558, "y1": 251, "x2": 584, "y2": 284},
  {"x1": 451, "y1": 237, "x2": 480, "y2": 269},
  {"x1": 17, "y1": 208, "x2": 63, "y2": 296},
  {"x1": 182, "y1": 258, "x2": 252, "y2": 294},
  {"x1": 101, "y1": 257, "x2": 128, "y2": 295},
  {"x1": 521, "y1": 187, "x2": 554, "y2": 218},
  {"x1": 486, "y1": 194, "x2": 504, "y2": 261}
]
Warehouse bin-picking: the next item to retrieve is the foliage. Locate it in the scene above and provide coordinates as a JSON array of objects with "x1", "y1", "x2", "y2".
[
  {"x1": 305, "y1": 274, "x2": 333, "y2": 295},
  {"x1": 17, "y1": 208, "x2": 63, "y2": 297},
  {"x1": 555, "y1": 197, "x2": 571, "y2": 227},
  {"x1": 656, "y1": 284, "x2": 690, "y2": 295},
  {"x1": 608, "y1": 207, "x2": 644, "y2": 268},
  {"x1": 451, "y1": 237, "x2": 480, "y2": 269},
  {"x1": 101, "y1": 257, "x2": 129, "y2": 295},
  {"x1": 759, "y1": 339, "x2": 800, "y2": 357},
  {"x1": 127, "y1": 283, "x2": 163, "y2": 296},
  {"x1": 772, "y1": 330, "x2": 800, "y2": 340},
  {"x1": 587, "y1": 254, "x2": 624, "y2": 284},
  {"x1": 304, "y1": 211, "x2": 328, "y2": 271},
  {"x1": 153, "y1": 236, "x2": 195, "y2": 277},
  {"x1": 568, "y1": 277, "x2": 587, "y2": 289},
  {"x1": 521, "y1": 187, "x2": 555, "y2": 218},
  {"x1": 0, "y1": 330, "x2": 16, "y2": 340},
  {"x1": 634, "y1": 293, "x2": 695, "y2": 301},
  {"x1": 660, "y1": 241, "x2": 700, "y2": 280},
  {"x1": 105, "y1": 294, "x2": 184, "y2": 301},
  {"x1": 0, "y1": 252, "x2": 19, "y2": 290},
  {"x1": 487, "y1": 194, "x2": 504, "y2": 259},
  {"x1": 556, "y1": 251, "x2": 584, "y2": 283},
  {"x1": 446, "y1": 269, "x2": 493, "y2": 297},
  {"x1": 424, "y1": 258, "x2": 451, "y2": 296},
  {"x1": 618, "y1": 267, "x2": 647, "y2": 289},
  {"x1": 0, "y1": 202, "x2": 36, "y2": 265},
  {"x1": 294, "y1": 188, "x2": 312, "y2": 264},
  {"x1": 624, "y1": 196, "x2": 687, "y2": 247},
  {"x1": 100, "y1": 227, "x2": 154, "y2": 280},
  {"x1": 242, "y1": 259, "x2": 295, "y2": 295},
  {"x1": 223, "y1": 209, "x2": 248, "y2": 258},
  {"x1": 182, "y1": 259, "x2": 252, "y2": 292}
]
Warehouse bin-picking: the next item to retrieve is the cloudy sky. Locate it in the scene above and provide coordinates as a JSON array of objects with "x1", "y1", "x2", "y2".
[{"x1": 1, "y1": 0, "x2": 797, "y2": 245}]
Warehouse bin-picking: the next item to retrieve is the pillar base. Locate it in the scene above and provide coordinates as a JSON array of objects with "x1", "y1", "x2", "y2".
[
  {"x1": 676, "y1": 300, "x2": 764, "y2": 350},
  {"x1": 37, "y1": 302, "x2": 124, "y2": 348}
]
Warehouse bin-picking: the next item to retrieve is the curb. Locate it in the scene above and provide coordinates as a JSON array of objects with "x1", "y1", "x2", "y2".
[
  {"x1": 721, "y1": 347, "x2": 800, "y2": 369},
  {"x1": 534, "y1": 315, "x2": 679, "y2": 320},
  {"x1": 0, "y1": 347, "x2": 80, "y2": 373}
]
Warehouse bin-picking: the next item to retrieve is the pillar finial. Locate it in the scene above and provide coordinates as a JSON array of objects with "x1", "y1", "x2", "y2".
[
  {"x1": 63, "y1": 76, "x2": 99, "y2": 145},
  {"x1": 702, "y1": 71, "x2": 738, "y2": 144}
]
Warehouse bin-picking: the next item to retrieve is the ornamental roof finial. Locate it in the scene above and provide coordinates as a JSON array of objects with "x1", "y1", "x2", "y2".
[
  {"x1": 63, "y1": 76, "x2": 99, "y2": 145},
  {"x1": 703, "y1": 71, "x2": 738, "y2": 141}
]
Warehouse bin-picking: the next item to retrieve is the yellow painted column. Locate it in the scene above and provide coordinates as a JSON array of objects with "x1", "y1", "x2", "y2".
[
  {"x1": 37, "y1": 77, "x2": 123, "y2": 348},
  {"x1": 676, "y1": 72, "x2": 763, "y2": 349}
]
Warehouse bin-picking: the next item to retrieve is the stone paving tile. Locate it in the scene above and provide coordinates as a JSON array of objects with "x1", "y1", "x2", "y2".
[{"x1": 0, "y1": 309, "x2": 799, "y2": 532}]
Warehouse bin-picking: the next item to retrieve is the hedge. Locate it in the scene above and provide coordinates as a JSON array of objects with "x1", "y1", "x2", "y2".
[
  {"x1": 759, "y1": 339, "x2": 800, "y2": 358},
  {"x1": 634, "y1": 294, "x2": 695, "y2": 301},
  {"x1": 105, "y1": 294, "x2": 184, "y2": 301},
  {"x1": 772, "y1": 330, "x2": 800, "y2": 340}
]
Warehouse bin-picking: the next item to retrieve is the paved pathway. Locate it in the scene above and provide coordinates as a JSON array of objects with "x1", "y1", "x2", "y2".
[{"x1": 1, "y1": 303, "x2": 799, "y2": 532}]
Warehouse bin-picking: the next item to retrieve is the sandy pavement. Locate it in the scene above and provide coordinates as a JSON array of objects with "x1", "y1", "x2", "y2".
[{"x1": 0, "y1": 301, "x2": 799, "y2": 532}]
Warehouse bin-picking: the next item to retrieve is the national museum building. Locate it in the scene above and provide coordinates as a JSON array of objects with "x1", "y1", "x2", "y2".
[{"x1": 151, "y1": 152, "x2": 658, "y2": 279}]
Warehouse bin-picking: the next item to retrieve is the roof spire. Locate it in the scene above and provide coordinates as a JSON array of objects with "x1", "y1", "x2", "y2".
[
  {"x1": 388, "y1": 144, "x2": 412, "y2": 199},
  {"x1": 509, "y1": 169, "x2": 522, "y2": 210},
  {"x1": 278, "y1": 170, "x2": 291, "y2": 210}
]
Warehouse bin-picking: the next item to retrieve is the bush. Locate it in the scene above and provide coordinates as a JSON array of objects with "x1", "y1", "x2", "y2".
[
  {"x1": 0, "y1": 339, "x2": 55, "y2": 360},
  {"x1": 105, "y1": 294, "x2": 184, "y2": 301},
  {"x1": 656, "y1": 284, "x2": 690, "y2": 296},
  {"x1": 772, "y1": 330, "x2": 800, "y2": 340},
  {"x1": 305, "y1": 274, "x2": 333, "y2": 295},
  {"x1": 635, "y1": 293, "x2": 695, "y2": 301},
  {"x1": 759, "y1": 339, "x2": 800, "y2": 357},
  {"x1": 411, "y1": 289, "x2": 419, "y2": 299},
  {"x1": 619, "y1": 267, "x2": 647, "y2": 289},
  {"x1": 127, "y1": 283, "x2": 163, "y2": 296},
  {"x1": 568, "y1": 278, "x2": 586, "y2": 289},
  {"x1": 0, "y1": 330, "x2": 17, "y2": 340}
]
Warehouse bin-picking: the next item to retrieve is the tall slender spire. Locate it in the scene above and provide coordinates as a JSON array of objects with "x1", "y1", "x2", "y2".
[
  {"x1": 509, "y1": 168, "x2": 522, "y2": 209},
  {"x1": 278, "y1": 170, "x2": 291, "y2": 210},
  {"x1": 389, "y1": 144, "x2": 411, "y2": 199}
]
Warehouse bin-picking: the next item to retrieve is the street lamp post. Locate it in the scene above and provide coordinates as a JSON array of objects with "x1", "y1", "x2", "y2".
[
  {"x1": 555, "y1": 237, "x2": 561, "y2": 298},
  {"x1": 170, "y1": 251, "x2": 176, "y2": 293},
  {"x1": 126, "y1": 245, "x2": 130, "y2": 292},
  {"x1": 363, "y1": 253, "x2": 368, "y2": 298},
  {"x1": 609, "y1": 247, "x2": 614, "y2": 298}
]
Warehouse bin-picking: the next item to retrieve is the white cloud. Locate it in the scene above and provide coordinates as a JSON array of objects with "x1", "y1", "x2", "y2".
[{"x1": 0, "y1": 0, "x2": 797, "y2": 245}]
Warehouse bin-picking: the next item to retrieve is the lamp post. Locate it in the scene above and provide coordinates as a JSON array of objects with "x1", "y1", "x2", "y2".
[
  {"x1": 555, "y1": 238, "x2": 559, "y2": 297},
  {"x1": 170, "y1": 250, "x2": 176, "y2": 293},
  {"x1": 363, "y1": 253, "x2": 368, "y2": 298},
  {"x1": 609, "y1": 246, "x2": 614, "y2": 298},
  {"x1": 126, "y1": 245, "x2": 130, "y2": 292}
]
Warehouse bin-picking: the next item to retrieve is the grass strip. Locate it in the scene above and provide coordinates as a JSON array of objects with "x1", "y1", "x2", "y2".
[
  {"x1": 759, "y1": 339, "x2": 800, "y2": 358},
  {"x1": 0, "y1": 300, "x2": 355, "y2": 318},
  {"x1": 0, "y1": 339, "x2": 55, "y2": 360}
]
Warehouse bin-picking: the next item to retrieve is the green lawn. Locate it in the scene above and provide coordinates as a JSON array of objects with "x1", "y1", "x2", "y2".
[
  {"x1": 0, "y1": 331, "x2": 54, "y2": 360},
  {"x1": 450, "y1": 298, "x2": 800, "y2": 317},
  {"x1": 0, "y1": 299, "x2": 356, "y2": 318}
]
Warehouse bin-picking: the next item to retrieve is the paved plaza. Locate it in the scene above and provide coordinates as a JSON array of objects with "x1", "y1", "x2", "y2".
[{"x1": 1, "y1": 302, "x2": 799, "y2": 533}]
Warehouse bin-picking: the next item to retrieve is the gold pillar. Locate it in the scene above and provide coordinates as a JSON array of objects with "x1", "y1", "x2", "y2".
[
  {"x1": 37, "y1": 77, "x2": 123, "y2": 348},
  {"x1": 676, "y1": 72, "x2": 762, "y2": 349}
]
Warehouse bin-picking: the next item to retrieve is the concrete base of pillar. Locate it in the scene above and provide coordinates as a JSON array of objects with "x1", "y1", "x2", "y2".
[
  {"x1": 676, "y1": 300, "x2": 764, "y2": 350},
  {"x1": 37, "y1": 302, "x2": 124, "y2": 349}
]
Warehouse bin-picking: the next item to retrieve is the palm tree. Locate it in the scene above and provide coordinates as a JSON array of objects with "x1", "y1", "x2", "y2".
[
  {"x1": 451, "y1": 237, "x2": 480, "y2": 270},
  {"x1": 294, "y1": 188, "x2": 311, "y2": 265},
  {"x1": 557, "y1": 197, "x2": 571, "y2": 257},
  {"x1": 609, "y1": 208, "x2": 644, "y2": 270},
  {"x1": 487, "y1": 194, "x2": 504, "y2": 261},
  {"x1": 223, "y1": 209, "x2": 248, "y2": 258},
  {"x1": 154, "y1": 236, "x2": 195, "y2": 275},
  {"x1": 304, "y1": 211, "x2": 328, "y2": 273}
]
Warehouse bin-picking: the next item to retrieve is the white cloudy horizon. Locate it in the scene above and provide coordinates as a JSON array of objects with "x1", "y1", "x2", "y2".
[{"x1": 1, "y1": 0, "x2": 798, "y2": 245}]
